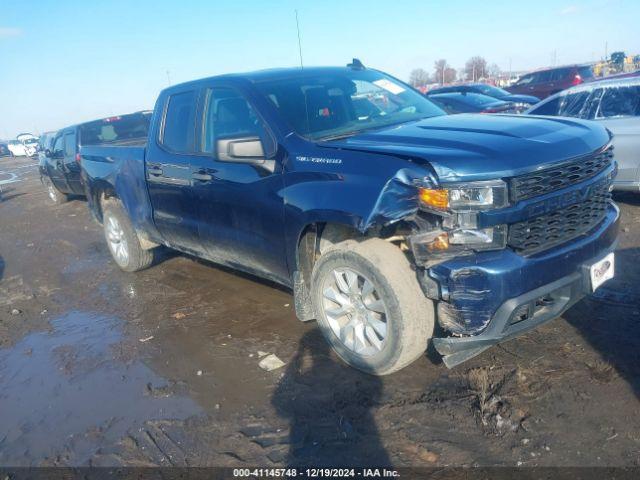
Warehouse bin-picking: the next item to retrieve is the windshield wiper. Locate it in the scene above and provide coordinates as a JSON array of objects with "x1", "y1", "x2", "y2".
[{"x1": 316, "y1": 132, "x2": 359, "y2": 142}]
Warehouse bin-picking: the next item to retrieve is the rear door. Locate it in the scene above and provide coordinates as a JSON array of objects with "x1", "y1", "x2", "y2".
[
  {"x1": 509, "y1": 73, "x2": 535, "y2": 95},
  {"x1": 534, "y1": 70, "x2": 557, "y2": 98},
  {"x1": 145, "y1": 88, "x2": 204, "y2": 253},
  {"x1": 47, "y1": 133, "x2": 70, "y2": 192},
  {"x1": 61, "y1": 128, "x2": 84, "y2": 194}
]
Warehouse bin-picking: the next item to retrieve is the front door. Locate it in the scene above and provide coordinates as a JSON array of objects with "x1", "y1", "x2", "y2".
[{"x1": 191, "y1": 85, "x2": 288, "y2": 283}]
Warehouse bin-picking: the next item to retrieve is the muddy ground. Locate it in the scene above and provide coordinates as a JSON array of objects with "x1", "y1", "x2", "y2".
[{"x1": 0, "y1": 154, "x2": 639, "y2": 468}]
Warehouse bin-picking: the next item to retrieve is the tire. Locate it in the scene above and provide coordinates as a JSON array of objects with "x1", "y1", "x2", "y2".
[
  {"x1": 102, "y1": 198, "x2": 154, "y2": 272},
  {"x1": 311, "y1": 238, "x2": 434, "y2": 375},
  {"x1": 43, "y1": 176, "x2": 69, "y2": 205}
]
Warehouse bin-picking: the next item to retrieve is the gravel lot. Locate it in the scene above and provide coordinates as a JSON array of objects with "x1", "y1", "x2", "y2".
[{"x1": 1, "y1": 154, "x2": 639, "y2": 467}]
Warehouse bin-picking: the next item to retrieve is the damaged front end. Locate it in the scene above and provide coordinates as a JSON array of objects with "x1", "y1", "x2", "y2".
[
  {"x1": 362, "y1": 169, "x2": 516, "y2": 342},
  {"x1": 406, "y1": 180, "x2": 511, "y2": 336},
  {"x1": 364, "y1": 161, "x2": 619, "y2": 369}
]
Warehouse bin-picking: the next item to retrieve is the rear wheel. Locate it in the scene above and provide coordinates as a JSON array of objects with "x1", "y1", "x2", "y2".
[
  {"x1": 311, "y1": 238, "x2": 434, "y2": 375},
  {"x1": 43, "y1": 176, "x2": 68, "y2": 205},
  {"x1": 102, "y1": 199, "x2": 154, "y2": 272}
]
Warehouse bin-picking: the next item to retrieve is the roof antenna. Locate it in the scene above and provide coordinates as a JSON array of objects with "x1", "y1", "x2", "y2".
[
  {"x1": 295, "y1": 10, "x2": 304, "y2": 70},
  {"x1": 347, "y1": 58, "x2": 365, "y2": 70}
]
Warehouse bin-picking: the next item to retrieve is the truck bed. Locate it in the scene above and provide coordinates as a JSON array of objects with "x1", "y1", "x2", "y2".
[{"x1": 80, "y1": 144, "x2": 160, "y2": 241}]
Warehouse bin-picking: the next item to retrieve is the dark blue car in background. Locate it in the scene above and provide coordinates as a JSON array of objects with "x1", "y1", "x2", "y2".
[
  {"x1": 427, "y1": 83, "x2": 540, "y2": 106},
  {"x1": 427, "y1": 92, "x2": 525, "y2": 114},
  {"x1": 80, "y1": 63, "x2": 618, "y2": 374}
]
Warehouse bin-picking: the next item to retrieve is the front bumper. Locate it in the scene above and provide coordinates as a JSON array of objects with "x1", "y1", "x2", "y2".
[{"x1": 429, "y1": 202, "x2": 620, "y2": 368}]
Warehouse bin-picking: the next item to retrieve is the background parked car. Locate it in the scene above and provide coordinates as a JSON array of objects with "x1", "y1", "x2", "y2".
[
  {"x1": 7, "y1": 140, "x2": 27, "y2": 157},
  {"x1": 427, "y1": 83, "x2": 539, "y2": 106},
  {"x1": 17, "y1": 133, "x2": 40, "y2": 158},
  {"x1": 526, "y1": 76, "x2": 640, "y2": 192},
  {"x1": 507, "y1": 64, "x2": 595, "y2": 99},
  {"x1": 0, "y1": 142, "x2": 10, "y2": 157},
  {"x1": 428, "y1": 92, "x2": 526, "y2": 114},
  {"x1": 40, "y1": 110, "x2": 151, "y2": 204}
]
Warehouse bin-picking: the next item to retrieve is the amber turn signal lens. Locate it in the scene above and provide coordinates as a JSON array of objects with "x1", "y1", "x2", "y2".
[
  {"x1": 427, "y1": 233, "x2": 449, "y2": 251},
  {"x1": 419, "y1": 188, "x2": 449, "y2": 210}
]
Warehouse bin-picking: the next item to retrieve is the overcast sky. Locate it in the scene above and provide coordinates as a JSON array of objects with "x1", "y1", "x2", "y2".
[{"x1": 1, "y1": 0, "x2": 638, "y2": 138}]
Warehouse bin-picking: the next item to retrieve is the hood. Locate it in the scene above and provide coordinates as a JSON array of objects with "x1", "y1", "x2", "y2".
[
  {"x1": 319, "y1": 114, "x2": 610, "y2": 182},
  {"x1": 501, "y1": 93, "x2": 540, "y2": 104}
]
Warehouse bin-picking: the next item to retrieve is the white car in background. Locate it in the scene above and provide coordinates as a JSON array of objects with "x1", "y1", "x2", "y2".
[
  {"x1": 526, "y1": 77, "x2": 640, "y2": 192},
  {"x1": 16, "y1": 133, "x2": 40, "y2": 158},
  {"x1": 7, "y1": 140, "x2": 27, "y2": 157}
]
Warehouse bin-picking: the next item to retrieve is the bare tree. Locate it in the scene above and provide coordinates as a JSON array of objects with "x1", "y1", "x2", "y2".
[
  {"x1": 465, "y1": 56, "x2": 488, "y2": 81},
  {"x1": 409, "y1": 68, "x2": 431, "y2": 87},
  {"x1": 487, "y1": 63, "x2": 501, "y2": 79},
  {"x1": 434, "y1": 59, "x2": 456, "y2": 84}
]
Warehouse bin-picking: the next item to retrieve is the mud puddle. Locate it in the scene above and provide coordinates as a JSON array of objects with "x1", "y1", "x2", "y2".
[{"x1": 0, "y1": 311, "x2": 201, "y2": 466}]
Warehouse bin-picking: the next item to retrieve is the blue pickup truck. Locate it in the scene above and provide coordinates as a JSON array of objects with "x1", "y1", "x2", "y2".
[{"x1": 80, "y1": 63, "x2": 619, "y2": 374}]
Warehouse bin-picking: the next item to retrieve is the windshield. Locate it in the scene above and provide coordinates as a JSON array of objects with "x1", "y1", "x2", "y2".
[
  {"x1": 79, "y1": 112, "x2": 151, "y2": 145},
  {"x1": 254, "y1": 69, "x2": 445, "y2": 140},
  {"x1": 475, "y1": 84, "x2": 509, "y2": 97}
]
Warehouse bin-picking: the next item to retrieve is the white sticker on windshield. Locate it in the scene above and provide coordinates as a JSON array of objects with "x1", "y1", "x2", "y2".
[{"x1": 373, "y1": 79, "x2": 406, "y2": 95}]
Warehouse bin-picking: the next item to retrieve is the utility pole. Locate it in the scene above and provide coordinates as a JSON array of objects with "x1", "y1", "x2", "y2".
[{"x1": 166, "y1": 70, "x2": 171, "y2": 86}]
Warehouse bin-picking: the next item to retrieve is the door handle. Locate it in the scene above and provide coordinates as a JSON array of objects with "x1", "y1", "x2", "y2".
[
  {"x1": 147, "y1": 166, "x2": 163, "y2": 176},
  {"x1": 192, "y1": 172, "x2": 213, "y2": 182}
]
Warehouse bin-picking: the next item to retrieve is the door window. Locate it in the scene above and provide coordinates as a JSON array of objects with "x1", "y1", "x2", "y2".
[
  {"x1": 535, "y1": 70, "x2": 553, "y2": 83},
  {"x1": 550, "y1": 68, "x2": 570, "y2": 82},
  {"x1": 161, "y1": 90, "x2": 197, "y2": 153},
  {"x1": 515, "y1": 74, "x2": 534, "y2": 86},
  {"x1": 597, "y1": 86, "x2": 640, "y2": 118},
  {"x1": 201, "y1": 87, "x2": 271, "y2": 156},
  {"x1": 52, "y1": 136, "x2": 64, "y2": 157},
  {"x1": 63, "y1": 133, "x2": 75, "y2": 157},
  {"x1": 558, "y1": 91, "x2": 590, "y2": 117}
]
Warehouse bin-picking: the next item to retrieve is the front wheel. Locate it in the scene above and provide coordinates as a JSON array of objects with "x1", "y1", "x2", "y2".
[
  {"x1": 311, "y1": 238, "x2": 434, "y2": 375},
  {"x1": 102, "y1": 199, "x2": 154, "y2": 272}
]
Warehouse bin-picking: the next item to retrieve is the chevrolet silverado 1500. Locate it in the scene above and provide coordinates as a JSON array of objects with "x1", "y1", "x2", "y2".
[{"x1": 80, "y1": 63, "x2": 619, "y2": 374}]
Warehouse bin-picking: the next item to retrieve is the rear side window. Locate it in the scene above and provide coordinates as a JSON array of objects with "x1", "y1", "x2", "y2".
[
  {"x1": 535, "y1": 70, "x2": 553, "y2": 83},
  {"x1": 80, "y1": 113, "x2": 150, "y2": 146},
  {"x1": 578, "y1": 66, "x2": 594, "y2": 80},
  {"x1": 63, "y1": 132, "x2": 75, "y2": 156},
  {"x1": 558, "y1": 91, "x2": 590, "y2": 117},
  {"x1": 52, "y1": 136, "x2": 64, "y2": 156},
  {"x1": 162, "y1": 91, "x2": 196, "y2": 152},
  {"x1": 598, "y1": 86, "x2": 640, "y2": 118},
  {"x1": 516, "y1": 74, "x2": 534, "y2": 86},
  {"x1": 550, "y1": 68, "x2": 570, "y2": 82}
]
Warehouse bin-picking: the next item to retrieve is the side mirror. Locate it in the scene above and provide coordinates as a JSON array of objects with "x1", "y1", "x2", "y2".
[
  {"x1": 216, "y1": 137, "x2": 274, "y2": 174},
  {"x1": 217, "y1": 137, "x2": 264, "y2": 160},
  {"x1": 45, "y1": 149, "x2": 52, "y2": 158}
]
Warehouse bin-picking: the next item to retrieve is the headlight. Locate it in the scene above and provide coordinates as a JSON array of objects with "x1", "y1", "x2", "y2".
[
  {"x1": 412, "y1": 180, "x2": 509, "y2": 260},
  {"x1": 419, "y1": 180, "x2": 508, "y2": 212},
  {"x1": 448, "y1": 225, "x2": 507, "y2": 249}
]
